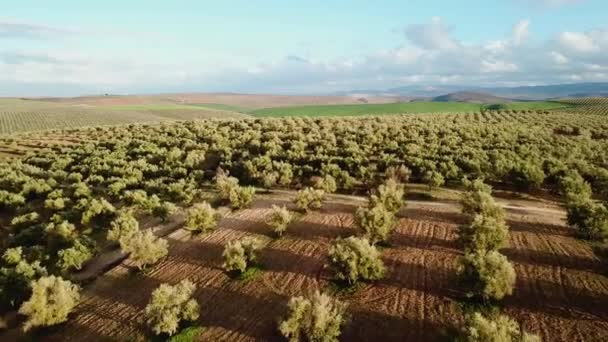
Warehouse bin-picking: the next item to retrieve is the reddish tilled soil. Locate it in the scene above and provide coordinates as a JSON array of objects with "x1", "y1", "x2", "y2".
[{"x1": 7, "y1": 192, "x2": 607, "y2": 341}]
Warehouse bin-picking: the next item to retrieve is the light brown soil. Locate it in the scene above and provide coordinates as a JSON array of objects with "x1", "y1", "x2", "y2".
[
  {"x1": 8, "y1": 192, "x2": 607, "y2": 341},
  {"x1": 23, "y1": 93, "x2": 398, "y2": 109}
]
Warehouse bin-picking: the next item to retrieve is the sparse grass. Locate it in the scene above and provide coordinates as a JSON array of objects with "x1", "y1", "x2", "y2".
[
  {"x1": 250, "y1": 101, "x2": 571, "y2": 117},
  {"x1": 0, "y1": 99, "x2": 248, "y2": 135},
  {"x1": 251, "y1": 102, "x2": 483, "y2": 117}
]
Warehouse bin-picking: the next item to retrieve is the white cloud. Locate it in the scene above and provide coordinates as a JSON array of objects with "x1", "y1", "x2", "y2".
[
  {"x1": 404, "y1": 17, "x2": 459, "y2": 50},
  {"x1": 512, "y1": 20, "x2": 530, "y2": 45},
  {"x1": 1, "y1": 17, "x2": 608, "y2": 96},
  {"x1": 0, "y1": 19, "x2": 77, "y2": 39},
  {"x1": 558, "y1": 31, "x2": 599, "y2": 52},
  {"x1": 549, "y1": 51, "x2": 568, "y2": 64}
]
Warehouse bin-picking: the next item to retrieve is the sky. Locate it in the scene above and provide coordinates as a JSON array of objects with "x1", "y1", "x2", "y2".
[{"x1": 1, "y1": 0, "x2": 608, "y2": 96}]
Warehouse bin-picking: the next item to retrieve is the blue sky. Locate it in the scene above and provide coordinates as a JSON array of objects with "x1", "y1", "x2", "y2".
[{"x1": 1, "y1": 0, "x2": 607, "y2": 96}]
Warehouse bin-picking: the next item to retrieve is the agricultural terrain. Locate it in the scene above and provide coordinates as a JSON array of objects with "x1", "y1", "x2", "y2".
[
  {"x1": 0, "y1": 106, "x2": 606, "y2": 341},
  {"x1": 249, "y1": 101, "x2": 569, "y2": 117},
  {"x1": 3, "y1": 190, "x2": 606, "y2": 341},
  {"x1": 2, "y1": 94, "x2": 602, "y2": 135}
]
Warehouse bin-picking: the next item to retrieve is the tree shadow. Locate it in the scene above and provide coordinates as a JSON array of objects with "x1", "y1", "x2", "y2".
[
  {"x1": 391, "y1": 230, "x2": 460, "y2": 252},
  {"x1": 287, "y1": 219, "x2": 355, "y2": 242},
  {"x1": 507, "y1": 219, "x2": 572, "y2": 237},
  {"x1": 502, "y1": 247, "x2": 605, "y2": 274},
  {"x1": 505, "y1": 277, "x2": 608, "y2": 320},
  {"x1": 258, "y1": 245, "x2": 325, "y2": 276},
  {"x1": 163, "y1": 237, "x2": 226, "y2": 270},
  {"x1": 343, "y1": 308, "x2": 457, "y2": 342},
  {"x1": 218, "y1": 216, "x2": 273, "y2": 237},
  {"x1": 402, "y1": 207, "x2": 467, "y2": 226},
  {"x1": 195, "y1": 286, "x2": 288, "y2": 341},
  {"x1": 378, "y1": 257, "x2": 463, "y2": 300}
]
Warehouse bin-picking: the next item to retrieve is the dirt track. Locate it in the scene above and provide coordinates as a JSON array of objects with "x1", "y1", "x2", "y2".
[{"x1": 11, "y1": 191, "x2": 608, "y2": 341}]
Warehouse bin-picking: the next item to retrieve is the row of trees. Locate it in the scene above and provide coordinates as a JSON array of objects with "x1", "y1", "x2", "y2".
[{"x1": 456, "y1": 179, "x2": 539, "y2": 342}]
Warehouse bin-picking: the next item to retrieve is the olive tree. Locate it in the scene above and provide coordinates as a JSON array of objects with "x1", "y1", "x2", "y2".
[
  {"x1": 328, "y1": 236, "x2": 385, "y2": 285},
  {"x1": 121, "y1": 230, "x2": 168, "y2": 270},
  {"x1": 460, "y1": 184, "x2": 505, "y2": 221},
  {"x1": 355, "y1": 203, "x2": 396, "y2": 245},
  {"x1": 385, "y1": 165, "x2": 411, "y2": 183},
  {"x1": 266, "y1": 205, "x2": 294, "y2": 237},
  {"x1": 228, "y1": 185, "x2": 256, "y2": 209},
  {"x1": 566, "y1": 198, "x2": 608, "y2": 241},
  {"x1": 0, "y1": 247, "x2": 47, "y2": 309},
  {"x1": 185, "y1": 202, "x2": 221, "y2": 233},
  {"x1": 107, "y1": 210, "x2": 139, "y2": 243},
  {"x1": 460, "y1": 311, "x2": 540, "y2": 342},
  {"x1": 314, "y1": 175, "x2": 338, "y2": 194},
  {"x1": 144, "y1": 279, "x2": 200, "y2": 336},
  {"x1": 222, "y1": 237, "x2": 263, "y2": 274},
  {"x1": 57, "y1": 240, "x2": 92, "y2": 271},
  {"x1": 457, "y1": 214, "x2": 510, "y2": 252},
  {"x1": 370, "y1": 178, "x2": 406, "y2": 214},
  {"x1": 294, "y1": 188, "x2": 325, "y2": 212},
  {"x1": 279, "y1": 291, "x2": 347, "y2": 342},
  {"x1": 458, "y1": 250, "x2": 516, "y2": 301},
  {"x1": 423, "y1": 170, "x2": 445, "y2": 190},
  {"x1": 18, "y1": 275, "x2": 80, "y2": 331}
]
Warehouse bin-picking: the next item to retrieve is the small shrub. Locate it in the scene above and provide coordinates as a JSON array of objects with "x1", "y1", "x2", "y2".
[
  {"x1": 79, "y1": 198, "x2": 116, "y2": 226},
  {"x1": 267, "y1": 205, "x2": 293, "y2": 237},
  {"x1": 215, "y1": 171, "x2": 240, "y2": 200},
  {"x1": 460, "y1": 187, "x2": 505, "y2": 221},
  {"x1": 107, "y1": 210, "x2": 139, "y2": 243},
  {"x1": 45, "y1": 221, "x2": 76, "y2": 241},
  {"x1": 0, "y1": 190, "x2": 25, "y2": 209},
  {"x1": 185, "y1": 202, "x2": 221, "y2": 233},
  {"x1": 509, "y1": 162, "x2": 545, "y2": 191},
  {"x1": 18, "y1": 275, "x2": 80, "y2": 331},
  {"x1": 355, "y1": 203, "x2": 395, "y2": 245},
  {"x1": 57, "y1": 240, "x2": 92, "y2": 271},
  {"x1": 558, "y1": 172, "x2": 591, "y2": 203},
  {"x1": 11, "y1": 212, "x2": 40, "y2": 228},
  {"x1": 294, "y1": 187, "x2": 325, "y2": 212},
  {"x1": 222, "y1": 237, "x2": 263, "y2": 274},
  {"x1": 457, "y1": 214, "x2": 509, "y2": 252},
  {"x1": 0, "y1": 247, "x2": 47, "y2": 309},
  {"x1": 385, "y1": 165, "x2": 411, "y2": 183},
  {"x1": 121, "y1": 230, "x2": 168, "y2": 270},
  {"x1": 460, "y1": 311, "x2": 540, "y2": 342},
  {"x1": 279, "y1": 291, "x2": 347, "y2": 342},
  {"x1": 314, "y1": 175, "x2": 338, "y2": 194},
  {"x1": 228, "y1": 185, "x2": 256, "y2": 209},
  {"x1": 328, "y1": 236, "x2": 385, "y2": 285},
  {"x1": 370, "y1": 178, "x2": 406, "y2": 214},
  {"x1": 423, "y1": 170, "x2": 445, "y2": 190},
  {"x1": 151, "y1": 198, "x2": 178, "y2": 221},
  {"x1": 458, "y1": 250, "x2": 516, "y2": 301},
  {"x1": 144, "y1": 279, "x2": 200, "y2": 336},
  {"x1": 566, "y1": 198, "x2": 608, "y2": 241}
]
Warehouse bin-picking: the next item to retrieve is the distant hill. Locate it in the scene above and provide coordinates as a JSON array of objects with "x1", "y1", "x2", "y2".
[
  {"x1": 339, "y1": 82, "x2": 608, "y2": 100},
  {"x1": 432, "y1": 92, "x2": 513, "y2": 104},
  {"x1": 557, "y1": 92, "x2": 608, "y2": 99},
  {"x1": 24, "y1": 93, "x2": 399, "y2": 110}
]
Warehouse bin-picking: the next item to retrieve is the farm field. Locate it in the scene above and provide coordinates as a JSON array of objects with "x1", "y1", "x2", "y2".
[
  {"x1": 0, "y1": 110, "x2": 606, "y2": 341},
  {"x1": 0, "y1": 95, "x2": 593, "y2": 135},
  {"x1": 0, "y1": 99, "x2": 248, "y2": 135},
  {"x1": 249, "y1": 101, "x2": 570, "y2": 117},
  {"x1": 4, "y1": 190, "x2": 604, "y2": 341}
]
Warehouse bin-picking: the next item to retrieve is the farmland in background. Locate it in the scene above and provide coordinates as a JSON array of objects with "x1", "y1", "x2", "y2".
[{"x1": 249, "y1": 101, "x2": 570, "y2": 117}]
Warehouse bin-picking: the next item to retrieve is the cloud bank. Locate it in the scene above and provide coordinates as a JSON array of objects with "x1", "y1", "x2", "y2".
[{"x1": 1, "y1": 16, "x2": 607, "y2": 96}]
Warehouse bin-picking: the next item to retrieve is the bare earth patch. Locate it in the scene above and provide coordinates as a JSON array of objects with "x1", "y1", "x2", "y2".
[{"x1": 14, "y1": 191, "x2": 607, "y2": 342}]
